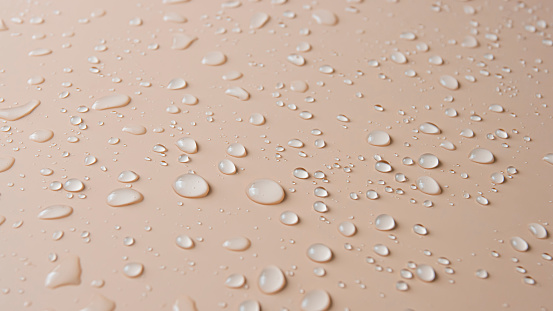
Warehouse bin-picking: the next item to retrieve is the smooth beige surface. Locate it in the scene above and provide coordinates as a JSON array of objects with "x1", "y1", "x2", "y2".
[{"x1": 0, "y1": 0, "x2": 552, "y2": 310}]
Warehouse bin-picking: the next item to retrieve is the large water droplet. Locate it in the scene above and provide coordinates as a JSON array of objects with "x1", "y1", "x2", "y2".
[
  {"x1": 416, "y1": 176, "x2": 442, "y2": 195},
  {"x1": 29, "y1": 129, "x2": 54, "y2": 143},
  {"x1": 0, "y1": 99, "x2": 41, "y2": 121},
  {"x1": 92, "y1": 94, "x2": 131, "y2": 110},
  {"x1": 375, "y1": 214, "x2": 396, "y2": 231},
  {"x1": 246, "y1": 179, "x2": 285, "y2": 205},
  {"x1": 301, "y1": 289, "x2": 331, "y2": 311},
  {"x1": 223, "y1": 236, "x2": 251, "y2": 251},
  {"x1": 311, "y1": 9, "x2": 337, "y2": 26},
  {"x1": 176, "y1": 137, "x2": 198, "y2": 154},
  {"x1": 106, "y1": 188, "x2": 144, "y2": 207},
  {"x1": 258, "y1": 265, "x2": 286, "y2": 294},
  {"x1": 468, "y1": 148, "x2": 495, "y2": 164},
  {"x1": 528, "y1": 223, "x2": 548, "y2": 239},
  {"x1": 173, "y1": 173, "x2": 210, "y2": 198},
  {"x1": 307, "y1": 243, "x2": 333, "y2": 262},
  {"x1": 123, "y1": 262, "x2": 144, "y2": 278},
  {"x1": 415, "y1": 264, "x2": 436, "y2": 282},
  {"x1": 367, "y1": 130, "x2": 391, "y2": 146},
  {"x1": 38, "y1": 205, "x2": 73, "y2": 220},
  {"x1": 510, "y1": 236, "x2": 529, "y2": 252}
]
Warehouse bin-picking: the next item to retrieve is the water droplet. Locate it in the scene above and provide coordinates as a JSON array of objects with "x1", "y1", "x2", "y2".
[
  {"x1": 390, "y1": 51, "x2": 407, "y2": 64},
  {"x1": 249, "y1": 113, "x2": 265, "y2": 125},
  {"x1": 118, "y1": 171, "x2": 139, "y2": 183},
  {"x1": 415, "y1": 264, "x2": 436, "y2": 282},
  {"x1": 528, "y1": 223, "x2": 548, "y2": 239},
  {"x1": 37, "y1": 205, "x2": 73, "y2": 220},
  {"x1": 175, "y1": 235, "x2": 195, "y2": 249},
  {"x1": 338, "y1": 221, "x2": 357, "y2": 237},
  {"x1": 375, "y1": 214, "x2": 396, "y2": 231},
  {"x1": 64, "y1": 179, "x2": 84, "y2": 192},
  {"x1": 0, "y1": 155, "x2": 15, "y2": 172},
  {"x1": 418, "y1": 153, "x2": 439, "y2": 169},
  {"x1": 239, "y1": 300, "x2": 260, "y2": 311},
  {"x1": 439, "y1": 75, "x2": 459, "y2": 90},
  {"x1": 293, "y1": 168, "x2": 309, "y2": 179},
  {"x1": 246, "y1": 179, "x2": 285, "y2": 205},
  {"x1": 373, "y1": 244, "x2": 390, "y2": 256},
  {"x1": 416, "y1": 176, "x2": 442, "y2": 195},
  {"x1": 307, "y1": 243, "x2": 333, "y2": 262},
  {"x1": 0, "y1": 99, "x2": 41, "y2": 121},
  {"x1": 92, "y1": 94, "x2": 131, "y2": 110},
  {"x1": 367, "y1": 130, "x2": 391, "y2": 146},
  {"x1": 176, "y1": 137, "x2": 198, "y2": 154},
  {"x1": 45, "y1": 254, "x2": 81, "y2": 288},
  {"x1": 29, "y1": 129, "x2": 54, "y2": 143},
  {"x1": 490, "y1": 172, "x2": 505, "y2": 184},
  {"x1": 419, "y1": 122, "x2": 441, "y2": 134},
  {"x1": 468, "y1": 148, "x2": 495, "y2": 164},
  {"x1": 510, "y1": 236, "x2": 529, "y2": 252},
  {"x1": 301, "y1": 289, "x2": 332, "y2": 311},
  {"x1": 123, "y1": 262, "x2": 144, "y2": 278},
  {"x1": 106, "y1": 188, "x2": 144, "y2": 207},
  {"x1": 288, "y1": 139, "x2": 304, "y2": 148},
  {"x1": 314, "y1": 187, "x2": 328, "y2": 198},
  {"x1": 475, "y1": 269, "x2": 489, "y2": 279},
  {"x1": 258, "y1": 265, "x2": 286, "y2": 294},
  {"x1": 287, "y1": 54, "x2": 305, "y2": 66},
  {"x1": 413, "y1": 224, "x2": 428, "y2": 235},
  {"x1": 202, "y1": 51, "x2": 227, "y2": 66},
  {"x1": 428, "y1": 55, "x2": 443, "y2": 65},
  {"x1": 290, "y1": 80, "x2": 308, "y2": 92},
  {"x1": 225, "y1": 273, "x2": 246, "y2": 288},
  {"x1": 172, "y1": 295, "x2": 198, "y2": 311},
  {"x1": 173, "y1": 173, "x2": 210, "y2": 198},
  {"x1": 172, "y1": 34, "x2": 197, "y2": 50},
  {"x1": 167, "y1": 78, "x2": 187, "y2": 90},
  {"x1": 280, "y1": 211, "x2": 299, "y2": 225},
  {"x1": 227, "y1": 143, "x2": 247, "y2": 157},
  {"x1": 366, "y1": 190, "x2": 379, "y2": 200},
  {"x1": 250, "y1": 12, "x2": 270, "y2": 29},
  {"x1": 218, "y1": 159, "x2": 237, "y2": 175},
  {"x1": 461, "y1": 35, "x2": 479, "y2": 48},
  {"x1": 223, "y1": 236, "x2": 251, "y2": 251},
  {"x1": 543, "y1": 153, "x2": 553, "y2": 165},
  {"x1": 225, "y1": 87, "x2": 250, "y2": 100},
  {"x1": 311, "y1": 9, "x2": 337, "y2": 26},
  {"x1": 29, "y1": 48, "x2": 52, "y2": 56}
]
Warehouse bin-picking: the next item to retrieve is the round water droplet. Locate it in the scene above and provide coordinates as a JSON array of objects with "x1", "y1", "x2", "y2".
[
  {"x1": 280, "y1": 211, "x2": 299, "y2": 225},
  {"x1": 490, "y1": 172, "x2": 505, "y2": 184},
  {"x1": 375, "y1": 161, "x2": 392, "y2": 173},
  {"x1": 314, "y1": 187, "x2": 328, "y2": 198},
  {"x1": 366, "y1": 190, "x2": 379, "y2": 200},
  {"x1": 246, "y1": 179, "x2": 285, "y2": 205},
  {"x1": 375, "y1": 214, "x2": 396, "y2": 231},
  {"x1": 123, "y1": 262, "x2": 143, "y2": 278},
  {"x1": 223, "y1": 236, "x2": 251, "y2": 251},
  {"x1": 475, "y1": 269, "x2": 489, "y2": 279},
  {"x1": 307, "y1": 243, "x2": 333, "y2": 263},
  {"x1": 249, "y1": 113, "x2": 265, "y2": 125},
  {"x1": 373, "y1": 244, "x2": 390, "y2": 256},
  {"x1": 416, "y1": 176, "x2": 442, "y2": 195},
  {"x1": 510, "y1": 236, "x2": 529, "y2": 252},
  {"x1": 64, "y1": 179, "x2": 84, "y2": 192},
  {"x1": 468, "y1": 148, "x2": 495, "y2": 164},
  {"x1": 301, "y1": 289, "x2": 331, "y2": 311},
  {"x1": 293, "y1": 168, "x2": 309, "y2": 179},
  {"x1": 218, "y1": 159, "x2": 237, "y2": 175},
  {"x1": 338, "y1": 221, "x2": 357, "y2": 237},
  {"x1": 367, "y1": 130, "x2": 391, "y2": 146},
  {"x1": 107, "y1": 188, "x2": 144, "y2": 207},
  {"x1": 227, "y1": 143, "x2": 247, "y2": 157},
  {"x1": 173, "y1": 173, "x2": 210, "y2": 198},
  {"x1": 415, "y1": 264, "x2": 436, "y2": 282},
  {"x1": 418, "y1": 153, "x2": 439, "y2": 169},
  {"x1": 258, "y1": 265, "x2": 286, "y2": 294}
]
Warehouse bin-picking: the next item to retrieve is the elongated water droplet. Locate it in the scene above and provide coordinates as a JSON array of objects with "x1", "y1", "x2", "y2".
[
  {"x1": 246, "y1": 179, "x2": 285, "y2": 205},
  {"x1": 38, "y1": 205, "x2": 73, "y2": 220},
  {"x1": 106, "y1": 188, "x2": 144, "y2": 207},
  {"x1": 307, "y1": 243, "x2": 333, "y2": 262}
]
